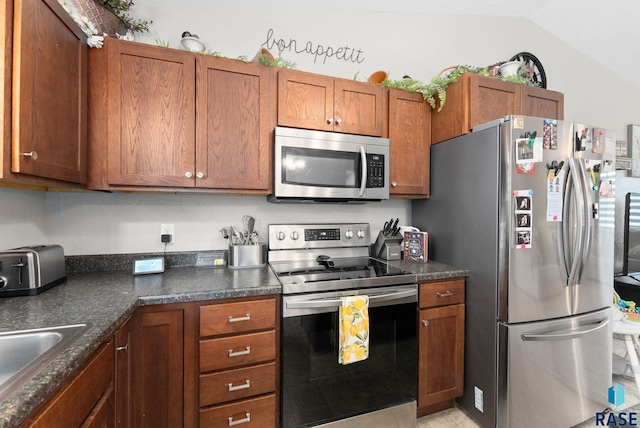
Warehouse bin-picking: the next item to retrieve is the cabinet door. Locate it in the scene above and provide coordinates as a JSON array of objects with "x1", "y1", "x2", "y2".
[
  {"x1": 115, "y1": 316, "x2": 133, "y2": 427},
  {"x1": 418, "y1": 304, "x2": 465, "y2": 408},
  {"x1": 388, "y1": 89, "x2": 430, "y2": 197},
  {"x1": 333, "y1": 79, "x2": 384, "y2": 136},
  {"x1": 26, "y1": 341, "x2": 115, "y2": 427},
  {"x1": 277, "y1": 69, "x2": 334, "y2": 132},
  {"x1": 11, "y1": 0, "x2": 87, "y2": 183},
  {"x1": 467, "y1": 74, "x2": 520, "y2": 130},
  {"x1": 103, "y1": 40, "x2": 196, "y2": 187},
  {"x1": 520, "y1": 85, "x2": 564, "y2": 120},
  {"x1": 132, "y1": 307, "x2": 185, "y2": 428},
  {"x1": 196, "y1": 56, "x2": 273, "y2": 191}
]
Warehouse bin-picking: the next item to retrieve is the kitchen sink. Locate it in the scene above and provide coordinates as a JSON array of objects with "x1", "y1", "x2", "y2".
[{"x1": 0, "y1": 323, "x2": 90, "y2": 402}]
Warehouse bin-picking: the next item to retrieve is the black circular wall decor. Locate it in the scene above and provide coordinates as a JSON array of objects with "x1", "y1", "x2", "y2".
[{"x1": 509, "y1": 52, "x2": 547, "y2": 89}]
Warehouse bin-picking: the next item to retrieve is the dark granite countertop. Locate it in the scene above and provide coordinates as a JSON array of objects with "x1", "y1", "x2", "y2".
[
  {"x1": 0, "y1": 265, "x2": 280, "y2": 428},
  {"x1": 386, "y1": 259, "x2": 468, "y2": 281},
  {"x1": 0, "y1": 258, "x2": 465, "y2": 427}
]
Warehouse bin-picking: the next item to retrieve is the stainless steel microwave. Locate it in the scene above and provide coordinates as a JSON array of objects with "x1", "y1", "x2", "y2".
[{"x1": 269, "y1": 127, "x2": 390, "y2": 203}]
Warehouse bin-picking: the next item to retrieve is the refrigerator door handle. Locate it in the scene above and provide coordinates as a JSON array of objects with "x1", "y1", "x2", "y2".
[
  {"x1": 520, "y1": 318, "x2": 609, "y2": 342},
  {"x1": 566, "y1": 158, "x2": 585, "y2": 288},
  {"x1": 575, "y1": 158, "x2": 593, "y2": 282},
  {"x1": 556, "y1": 161, "x2": 571, "y2": 283}
]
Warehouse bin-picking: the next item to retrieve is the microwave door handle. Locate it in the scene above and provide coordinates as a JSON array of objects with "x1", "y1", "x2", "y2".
[{"x1": 358, "y1": 146, "x2": 367, "y2": 197}]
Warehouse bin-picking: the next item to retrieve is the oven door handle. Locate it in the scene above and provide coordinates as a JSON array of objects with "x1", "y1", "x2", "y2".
[{"x1": 285, "y1": 289, "x2": 416, "y2": 309}]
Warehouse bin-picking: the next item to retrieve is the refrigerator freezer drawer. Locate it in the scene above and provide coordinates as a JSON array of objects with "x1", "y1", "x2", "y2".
[{"x1": 497, "y1": 308, "x2": 612, "y2": 428}]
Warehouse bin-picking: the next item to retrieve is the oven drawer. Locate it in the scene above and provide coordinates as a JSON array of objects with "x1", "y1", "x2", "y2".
[
  {"x1": 200, "y1": 331, "x2": 276, "y2": 372},
  {"x1": 200, "y1": 299, "x2": 276, "y2": 337},
  {"x1": 199, "y1": 394, "x2": 276, "y2": 428},
  {"x1": 419, "y1": 279, "x2": 465, "y2": 308},
  {"x1": 200, "y1": 362, "x2": 276, "y2": 406}
]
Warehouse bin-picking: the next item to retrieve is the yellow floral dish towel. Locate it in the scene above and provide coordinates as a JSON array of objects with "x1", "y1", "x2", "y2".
[{"x1": 338, "y1": 295, "x2": 369, "y2": 365}]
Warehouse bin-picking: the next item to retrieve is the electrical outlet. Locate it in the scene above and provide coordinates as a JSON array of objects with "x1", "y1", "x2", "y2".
[
  {"x1": 474, "y1": 386, "x2": 484, "y2": 412},
  {"x1": 160, "y1": 224, "x2": 175, "y2": 243}
]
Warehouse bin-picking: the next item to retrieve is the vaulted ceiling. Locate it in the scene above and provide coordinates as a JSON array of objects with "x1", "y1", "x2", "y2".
[{"x1": 223, "y1": 0, "x2": 639, "y2": 89}]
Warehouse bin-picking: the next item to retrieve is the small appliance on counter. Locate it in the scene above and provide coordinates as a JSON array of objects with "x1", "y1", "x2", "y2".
[{"x1": 0, "y1": 245, "x2": 66, "y2": 296}]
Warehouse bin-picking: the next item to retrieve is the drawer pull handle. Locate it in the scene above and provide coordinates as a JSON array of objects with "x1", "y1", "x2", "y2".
[
  {"x1": 228, "y1": 314, "x2": 251, "y2": 323},
  {"x1": 228, "y1": 346, "x2": 251, "y2": 357},
  {"x1": 436, "y1": 291, "x2": 454, "y2": 298},
  {"x1": 228, "y1": 413, "x2": 251, "y2": 426},
  {"x1": 227, "y1": 379, "x2": 251, "y2": 391},
  {"x1": 116, "y1": 344, "x2": 128, "y2": 352},
  {"x1": 423, "y1": 320, "x2": 429, "y2": 327}
]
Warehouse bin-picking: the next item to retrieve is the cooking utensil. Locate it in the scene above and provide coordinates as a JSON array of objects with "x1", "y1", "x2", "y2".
[{"x1": 243, "y1": 215, "x2": 255, "y2": 245}]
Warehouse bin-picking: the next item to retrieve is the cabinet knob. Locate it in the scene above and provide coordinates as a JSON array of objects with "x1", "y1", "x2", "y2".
[
  {"x1": 422, "y1": 320, "x2": 429, "y2": 327},
  {"x1": 335, "y1": 118, "x2": 342, "y2": 125},
  {"x1": 327, "y1": 117, "x2": 334, "y2": 124},
  {"x1": 196, "y1": 172, "x2": 204, "y2": 179},
  {"x1": 185, "y1": 171, "x2": 193, "y2": 178},
  {"x1": 21, "y1": 151, "x2": 38, "y2": 159},
  {"x1": 391, "y1": 181, "x2": 397, "y2": 187}
]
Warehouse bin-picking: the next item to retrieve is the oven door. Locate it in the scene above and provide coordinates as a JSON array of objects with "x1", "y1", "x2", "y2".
[
  {"x1": 273, "y1": 127, "x2": 389, "y2": 201},
  {"x1": 281, "y1": 285, "x2": 417, "y2": 428}
]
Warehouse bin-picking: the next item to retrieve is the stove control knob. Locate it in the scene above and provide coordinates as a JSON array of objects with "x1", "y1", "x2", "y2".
[
  {"x1": 356, "y1": 230, "x2": 366, "y2": 239},
  {"x1": 345, "y1": 230, "x2": 354, "y2": 239},
  {"x1": 290, "y1": 231, "x2": 299, "y2": 240},
  {"x1": 276, "y1": 231, "x2": 286, "y2": 240}
]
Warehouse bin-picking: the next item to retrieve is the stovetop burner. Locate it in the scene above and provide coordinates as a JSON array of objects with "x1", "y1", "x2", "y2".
[{"x1": 268, "y1": 223, "x2": 416, "y2": 295}]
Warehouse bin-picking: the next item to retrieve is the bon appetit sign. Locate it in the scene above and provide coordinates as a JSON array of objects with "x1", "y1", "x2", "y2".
[{"x1": 261, "y1": 28, "x2": 365, "y2": 65}]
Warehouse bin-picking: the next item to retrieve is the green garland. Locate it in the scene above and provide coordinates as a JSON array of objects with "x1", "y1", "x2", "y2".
[
  {"x1": 383, "y1": 65, "x2": 537, "y2": 111},
  {"x1": 94, "y1": 0, "x2": 150, "y2": 32}
]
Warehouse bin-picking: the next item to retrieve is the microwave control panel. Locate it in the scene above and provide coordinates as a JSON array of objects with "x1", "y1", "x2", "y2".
[{"x1": 366, "y1": 154, "x2": 385, "y2": 188}]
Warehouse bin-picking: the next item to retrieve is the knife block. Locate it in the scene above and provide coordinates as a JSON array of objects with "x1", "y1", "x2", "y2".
[{"x1": 372, "y1": 231, "x2": 403, "y2": 260}]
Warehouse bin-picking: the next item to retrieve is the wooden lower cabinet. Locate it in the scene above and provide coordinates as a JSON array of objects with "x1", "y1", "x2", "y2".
[
  {"x1": 24, "y1": 296, "x2": 280, "y2": 428},
  {"x1": 417, "y1": 279, "x2": 465, "y2": 416},
  {"x1": 130, "y1": 303, "x2": 196, "y2": 428},
  {"x1": 23, "y1": 341, "x2": 115, "y2": 427},
  {"x1": 198, "y1": 296, "x2": 279, "y2": 428}
]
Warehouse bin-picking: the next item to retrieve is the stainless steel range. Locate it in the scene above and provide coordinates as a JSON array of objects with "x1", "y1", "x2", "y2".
[{"x1": 269, "y1": 223, "x2": 418, "y2": 428}]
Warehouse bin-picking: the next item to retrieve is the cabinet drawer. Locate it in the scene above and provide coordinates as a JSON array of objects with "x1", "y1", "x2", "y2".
[
  {"x1": 199, "y1": 394, "x2": 276, "y2": 428},
  {"x1": 200, "y1": 299, "x2": 276, "y2": 337},
  {"x1": 200, "y1": 362, "x2": 276, "y2": 406},
  {"x1": 420, "y1": 279, "x2": 465, "y2": 308},
  {"x1": 200, "y1": 331, "x2": 276, "y2": 372}
]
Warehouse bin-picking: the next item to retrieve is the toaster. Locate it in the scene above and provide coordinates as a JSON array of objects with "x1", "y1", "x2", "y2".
[{"x1": 0, "y1": 245, "x2": 66, "y2": 296}]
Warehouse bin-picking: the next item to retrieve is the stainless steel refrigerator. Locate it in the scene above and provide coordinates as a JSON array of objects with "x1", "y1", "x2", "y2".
[{"x1": 412, "y1": 115, "x2": 616, "y2": 427}]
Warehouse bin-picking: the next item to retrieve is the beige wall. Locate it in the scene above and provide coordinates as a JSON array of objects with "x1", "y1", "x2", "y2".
[{"x1": 2, "y1": 5, "x2": 639, "y2": 255}]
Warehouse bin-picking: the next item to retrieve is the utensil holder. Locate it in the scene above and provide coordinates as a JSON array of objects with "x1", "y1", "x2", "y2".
[{"x1": 228, "y1": 244, "x2": 266, "y2": 269}]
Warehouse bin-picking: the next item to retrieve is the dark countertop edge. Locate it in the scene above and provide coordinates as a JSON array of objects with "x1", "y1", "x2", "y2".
[{"x1": 0, "y1": 259, "x2": 466, "y2": 428}]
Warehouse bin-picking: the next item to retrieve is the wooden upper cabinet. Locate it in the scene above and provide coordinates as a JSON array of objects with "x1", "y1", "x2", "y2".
[
  {"x1": 431, "y1": 73, "x2": 564, "y2": 144},
  {"x1": 88, "y1": 39, "x2": 275, "y2": 193},
  {"x1": 89, "y1": 39, "x2": 196, "y2": 188},
  {"x1": 195, "y1": 55, "x2": 274, "y2": 192},
  {"x1": 277, "y1": 68, "x2": 385, "y2": 136},
  {"x1": 520, "y1": 84, "x2": 564, "y2": 120},
  {"x1": 10, "y1": 0, "x2": 88, "y2": 184},
  {"x1": 388, "y1": 88, "x2": 430, "y2": 198}
]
